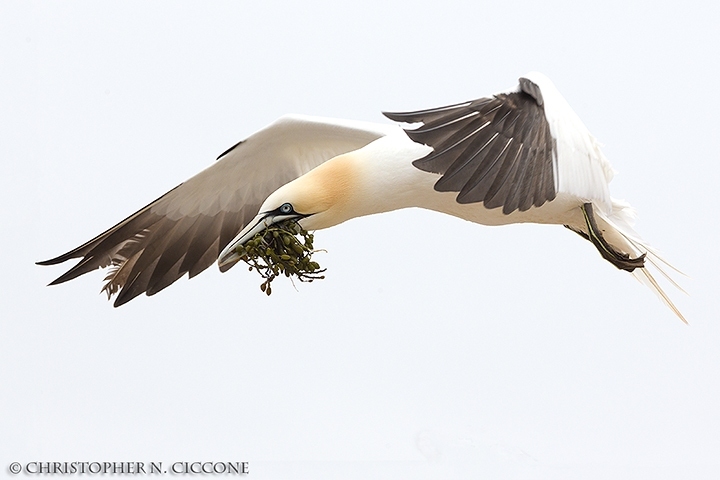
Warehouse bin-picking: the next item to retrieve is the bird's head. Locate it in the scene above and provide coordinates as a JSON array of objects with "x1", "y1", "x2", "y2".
[{"x1": 217, "y1": 153, "x2": 362, "y2": 269}]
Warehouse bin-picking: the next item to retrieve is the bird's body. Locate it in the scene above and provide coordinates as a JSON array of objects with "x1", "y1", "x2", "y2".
[
  {"x1": 38, "y1": 72, "x2": 685, "y2": 321},
  {"x1": 287, "y1": 128, "x2": 585, "y2": 229}
]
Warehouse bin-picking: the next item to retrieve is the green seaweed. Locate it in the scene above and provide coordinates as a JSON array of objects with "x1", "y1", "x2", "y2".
[{"x1": 234, "y1": 221, "x2": 325, "y2": 295}]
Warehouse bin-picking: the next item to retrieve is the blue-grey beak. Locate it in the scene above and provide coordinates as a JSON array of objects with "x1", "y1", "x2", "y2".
[{"x1": 217, "y1": 211, "x2": 303, "y2": 270}]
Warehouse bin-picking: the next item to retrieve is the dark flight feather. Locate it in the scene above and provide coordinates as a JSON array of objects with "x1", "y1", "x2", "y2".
[
  {"x1": 38, "y1": 116, "x2": 388, "y2": 306},
  {"x1": 384, "y1": 78, "x2": 557, "y2": 214}
]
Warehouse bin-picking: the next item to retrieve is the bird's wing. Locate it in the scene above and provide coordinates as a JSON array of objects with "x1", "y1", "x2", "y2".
[
  {"x1": 384, "y1": 74, "x2": 614, "y2": 215},
  {"x1": 38, "y1": 114, "x2": 393, "y2": 306},
  {"x1": 517, "y1": 72, "x2": 615, "y2": 213},
  {"x1": 384, "y1": 89, "x2": 556, "y2": 215}
]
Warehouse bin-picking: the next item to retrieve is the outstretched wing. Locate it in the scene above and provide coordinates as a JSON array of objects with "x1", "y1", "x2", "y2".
[
  {"x1": 38, "y1": 114, "x2": 393, "y2": 306},
  {"x1": 384, "y1": 78, "x2": 557, "y2": 215}
]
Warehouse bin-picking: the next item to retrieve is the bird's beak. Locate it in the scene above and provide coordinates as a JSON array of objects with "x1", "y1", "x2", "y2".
[{"x1": 217, "y1": 211, "x2": 302, "y2": 270}]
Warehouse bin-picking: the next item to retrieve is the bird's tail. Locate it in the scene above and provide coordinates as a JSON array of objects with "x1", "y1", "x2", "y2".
[{"x1": 596, "y1": 199, "x2": 687, "y2": 323}]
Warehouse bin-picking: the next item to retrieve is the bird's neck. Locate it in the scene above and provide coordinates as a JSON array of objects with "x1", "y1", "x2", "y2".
[{"x1": 300, "y1": 133, "x2": 435, "y2": 231}]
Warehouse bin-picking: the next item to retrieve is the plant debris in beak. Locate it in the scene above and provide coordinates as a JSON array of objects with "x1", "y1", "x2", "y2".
[{"x1": 234, "y1": 220, "x2": 325, "y2": 295}]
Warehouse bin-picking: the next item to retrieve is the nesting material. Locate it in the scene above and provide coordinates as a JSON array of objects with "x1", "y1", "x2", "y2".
[{"x1": 234, "y1": 221, "x2": 325, "y2": 295}]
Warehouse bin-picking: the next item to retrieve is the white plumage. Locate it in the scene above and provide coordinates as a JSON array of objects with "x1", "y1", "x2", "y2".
[{"x1": 39, "y1": 73, "x2": 686, "y2": 321}]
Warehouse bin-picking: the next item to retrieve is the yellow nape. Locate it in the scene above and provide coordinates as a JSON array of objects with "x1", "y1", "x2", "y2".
[{"x1": 268, "y1": 152, "x2": 362, "y2": 230}]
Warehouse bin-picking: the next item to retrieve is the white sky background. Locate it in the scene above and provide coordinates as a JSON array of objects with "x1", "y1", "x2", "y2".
[{"x1": 2, "y1": 1, "x2": 719, "y2": 478}]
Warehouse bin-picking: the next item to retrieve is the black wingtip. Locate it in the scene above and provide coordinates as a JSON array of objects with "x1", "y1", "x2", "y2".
[
  {"x1": 381, "y1": 111, "x2": 405, "y2": 122},
  {"x1": 518, "y1": 77, "x2": 544, "y2": 106},
  {"x1": 112, "y1": 296, "x2": 127, "y2": 308},
  {"x1": 216, "y1": 140, "x2": 244, "y2": 161},
  {"x1": 45, "y1": 270, "x2": 81, "y2": 286},
  {"x1": 36, "y1": 254, "x2": 71, "y2": 266},
  {"x1": 383, "y1": 99, "x2": 474, "y2": 123},
  {"x1": 112, "y1": 288, "x2": 140, "y2": 308}
]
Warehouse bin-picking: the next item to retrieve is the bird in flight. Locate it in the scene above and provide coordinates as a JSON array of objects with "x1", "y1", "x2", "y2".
[{"x1": 38, "y1": 72, "x2": 685, "y2": 321}]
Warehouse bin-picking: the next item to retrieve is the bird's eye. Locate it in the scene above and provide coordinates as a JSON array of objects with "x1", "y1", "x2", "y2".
[{"x1": 279, "y1": 203, "x2": 293, "y2": 214}]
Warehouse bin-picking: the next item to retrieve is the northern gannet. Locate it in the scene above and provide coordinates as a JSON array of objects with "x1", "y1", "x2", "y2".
[{"x1": 38, "y1": 72, "x2": 686, "y2": 321}]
